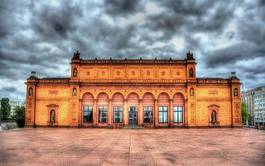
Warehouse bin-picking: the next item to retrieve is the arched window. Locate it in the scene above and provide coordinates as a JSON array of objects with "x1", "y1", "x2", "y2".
[
  {"x1": 143, "y1": 93, "x2": 155, "y2": 124},
  {"x1": 211, "y1": 111, "x2": 217, "y2": 123},
  {"x1": 82, "y1": 93, "x2": 94, "y2": 124},
  {"x1": 234, "y1": 88, "x2": 238, "y2": 96},
  {"x1": 50, "y1": 110, "x2": 56, "y2": 123},
  {"x1": 173, "y1": 93, "x2": 185, "y2": 124},
  {"x1": 84, "y1": 106, "x2": 93, "y2": 123},
  {"x1": 189, "y1": 68, "x2": 194, "y2": 77},
  {"x1": 73, "y1": 68, "x2": 77, "y2": 77},
  {"x1": 190, "y1": 88, "x2": 194, "y2": 96},
  {"x1": 112, "y1": 93, "x2": 124, "y2": 123},
  {"x1": 28, "y1": 87, "x2": 33, "y2": 97},
  {"x1": 158, "y1": 93, "x2": 170, "y2": 123},
  {"x1": 72, "y1": 88, "x2": 77, "y2": 96}
]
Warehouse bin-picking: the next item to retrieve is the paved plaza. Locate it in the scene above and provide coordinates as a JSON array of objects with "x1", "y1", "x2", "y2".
[{"x1": 0, "y1": 128, "x2": 265, "y2": 166}]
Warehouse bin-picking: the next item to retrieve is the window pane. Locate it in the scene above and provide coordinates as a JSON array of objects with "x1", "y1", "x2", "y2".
[
  {"x1": 119, "y1": 111, "x2": 123, "y2": 123},
  {"x1": 179, "y1": 107, "x2": 183, "y2": 111},
  {"x1": 84, "y1": 105, "x2": 93, "y2": 123},
  {"x1": 88, "y1": 111, "x2": 93, "y2": 122},
  {"x1": 159, "y1": 112, "x2": 163, "y2": 122},
  {"x1": 173, "y1": 106, "x2": 183, "y2": 123},
  {"x1": 99, "y1": 105, "x2": 108, "y2": 123},
  {"x1": 179, "y1": 112, "x2": 183, "y2": 122},
  {"x1": 144, "y1": 106, "x2": 153, "y2": 123},
  {"x1": 159, "y1": 106, "x2": 168, "y2": 123},
  {"x1": 113, "y1": 106, "x2": 123, "y2": 123},
  {"x1": 174, "y1": 112, "x2": 178, "y2": 122},
  {"x1": 163, "y1": 112, "x2": 167, "y2": 123},
  {"x1": 144, "y1": 111, "x2": 153, "y2": 123}
]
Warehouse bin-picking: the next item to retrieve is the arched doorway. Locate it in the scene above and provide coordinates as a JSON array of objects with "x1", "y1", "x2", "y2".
[
  {"x1": 82, "y1": 93, "x2": 94, "y2": 126},
  {"x1": 172, "y1": 93, "x2": 185, "y2": 126},
  {"x1": 142, "y1": 93, "x2": 155, "y2": 126},
  {"x1": 97, "y1": 93, "x2": 109, "y2": 125},
  {"x1": 127, "y1": 93, "x2": 139, "y2": 128},
  {"x1": 158, "y1": 93, "x2": 170, "y2": 126},
  {"x1": 208, "y1": 104, "x2": 220, "y2": 127},
  {"x1": 211, "y1": 111, "x2": 217, "y2": 123},
  {"x1": 112, "y1": 93, "x2": 124, "y2": 125},
  {"x1": 46, "y1": 104, "x2": 59, "y2": 127},
  {"x1": 50, "y1": 109, "x2": 55, "y2": 125}
]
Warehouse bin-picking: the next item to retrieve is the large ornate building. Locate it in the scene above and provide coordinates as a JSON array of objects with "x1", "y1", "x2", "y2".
[{"x1": 25, "y1": 51, "x2": 242, "y2": 128}]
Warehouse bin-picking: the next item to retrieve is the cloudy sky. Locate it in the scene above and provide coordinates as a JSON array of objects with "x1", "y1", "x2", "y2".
[{"x1": 0, "y1": 0, "x2": 265, "y2": 100}]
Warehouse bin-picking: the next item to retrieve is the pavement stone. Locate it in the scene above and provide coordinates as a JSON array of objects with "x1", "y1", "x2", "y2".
[{"x1": 0, "y1": 128, "x2": 265, "y2": 166}]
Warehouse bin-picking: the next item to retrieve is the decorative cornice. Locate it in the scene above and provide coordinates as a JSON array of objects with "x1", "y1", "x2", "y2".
[{"x1": 75, "y1": 59, "x2": 194, "y2": 65}]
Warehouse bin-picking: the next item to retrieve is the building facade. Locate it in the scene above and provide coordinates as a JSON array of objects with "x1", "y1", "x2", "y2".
[
  {"x1": 242, "y1": 86, "x2": 265, "y2": 127},
  {"x1": 25, "y1": 51, "x2": 242, "y2": 128}
]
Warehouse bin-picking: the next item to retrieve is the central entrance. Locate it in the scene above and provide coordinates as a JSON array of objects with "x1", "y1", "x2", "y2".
[{"x1": 128, "y1": 106, "x2": 138, "y2": 128}]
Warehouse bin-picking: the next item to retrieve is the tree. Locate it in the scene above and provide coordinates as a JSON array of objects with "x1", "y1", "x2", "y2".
[
  {"x1": 0, "y1": 98, "x2": 11, "y2": 120},
  {"x1": 241, "y1": 101, "x2": 249, "y2": 125},
  {"x1": 14, "y1": 106, "x2": 25, "y2": 128}
]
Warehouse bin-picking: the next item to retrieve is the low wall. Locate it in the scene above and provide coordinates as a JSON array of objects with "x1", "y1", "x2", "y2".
[{"x1": 0, "y1": 122, "x2": 17, "y2": 131}]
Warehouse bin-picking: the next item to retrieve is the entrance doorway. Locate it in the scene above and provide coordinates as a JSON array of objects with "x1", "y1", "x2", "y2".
[{"x1": 128, "y1": 106, "x2": 138, "y2": 128}]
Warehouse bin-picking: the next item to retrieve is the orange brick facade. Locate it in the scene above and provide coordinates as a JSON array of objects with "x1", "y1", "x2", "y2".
[{"x1": 25, "y1": 52, "x2": 242, "y2": 128}]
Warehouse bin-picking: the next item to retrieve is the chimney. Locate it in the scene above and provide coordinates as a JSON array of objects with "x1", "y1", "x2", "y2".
[
  {"x1": 31, "y1": 71, "x2": 36, "y2": 77},
  {"x1": 231, "y1": 71, "x2": 236, "y2": 77}
]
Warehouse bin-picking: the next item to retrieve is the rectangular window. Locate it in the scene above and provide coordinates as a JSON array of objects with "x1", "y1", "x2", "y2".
[
  {"x1": 174, "y1": 106, "x2": 183, "y2": 123},
  {"x1": 98, "y1": 105, "x2": 108, "y2": 123},
  {"x1": 143, "y1": 106, "x2": 153, "y2": 123},
  {"x1": 159, "y1": 106, "x2": 168, "y2": 123},
  {"x1": 113, "y1": 106, "x2": 123, "y2": 123},
  {"x1": 83, "y1": 105, "x2": 93, "y2": 123}
]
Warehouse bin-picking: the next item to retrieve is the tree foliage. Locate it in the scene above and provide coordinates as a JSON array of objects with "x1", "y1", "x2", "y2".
[
  {"x1": 0, "y1": 98, "x2": 11, "y2": 120},
  {"x1": 14, "y1": 106, "x2": 25, "y2": 127},
  {"x1": 241, "y1": 101, "x2": 249, "y2": 125}
]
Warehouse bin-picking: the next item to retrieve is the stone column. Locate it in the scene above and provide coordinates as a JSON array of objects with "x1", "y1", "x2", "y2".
[
  {"x1": 108, "y1": 99, "x2": 112, "y2": 126},
  {"x1": 124, "y1": 99, "x2": 128, "y2": 126},
  {"x1": 93, "y1": 99, "x2": 98, "y2": 126},
  {"x1": 169, "y1": 99, "x2": 173, "y2": 127},
  {"x1": 138, "y1": 99, "x2": 143, "y2": 126},
  {"x1": 154, "y1": 99, "x2": 158, "y2": 127}
]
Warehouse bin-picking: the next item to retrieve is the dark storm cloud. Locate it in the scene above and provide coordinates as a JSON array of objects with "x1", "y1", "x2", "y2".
[
  {"x1": 146, "y1": 0, "x2": 237, "y2": 37},
  {"x1": 104, "y1": 0, "x2": 141, "y2": 15},
  {"x1": 203, "y1": 0, "x2": 265, "y2": 85},
  {"x1": 0, "y1": 0, "x2": 265, "y2": 99},
  {"x1": 0, "y1": 0, "x2": 21, "y2": 38},
  {"x1": 204, "y1": 42, "x2": 260, "y2": 67},
  {"x1": 1, "y1": 86, "x2": 16, "y2": 93},
  {"x1": 31, "y1": 2, "x2": 82, "y2": 40}
]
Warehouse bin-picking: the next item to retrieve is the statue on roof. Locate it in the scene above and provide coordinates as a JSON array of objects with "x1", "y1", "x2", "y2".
[
  {"x1": 72, "y1": 50, "x2": 80, "y2": 60},
  {"x1": 186, "y1": 50, "x2": 195, "y2": 60}
]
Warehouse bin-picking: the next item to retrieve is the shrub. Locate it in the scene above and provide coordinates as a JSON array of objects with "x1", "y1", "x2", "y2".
[{"x1": 15, "y1": 106, "x2": 25, "y2": 128}]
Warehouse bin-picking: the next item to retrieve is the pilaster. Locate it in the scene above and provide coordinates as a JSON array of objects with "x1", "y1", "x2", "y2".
[
  {"x1": 124, "y1": 99, "x2": 128, "y2": 125},
  {"x1": 154, "y1": 99, "x2": 158, "y2": 127},
  {"x1": 108, "y1": 99, "x2": 112, "y2": 126},
  {"x1": 93, "y1": 99, "x2": 98, "y2": 126},
  {"x1": 169, "y1": 99, "x2": 173, "y2": 127},
  {"x1": 138, "y1": 99, "x2": 143, "y2": 126}
]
